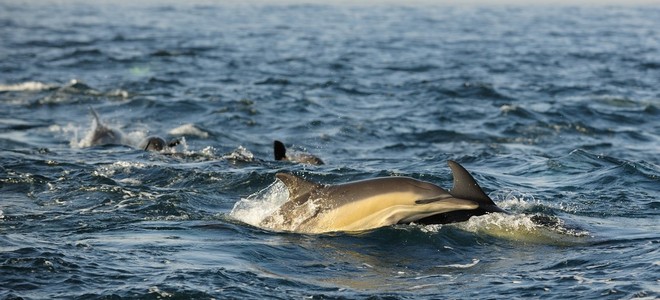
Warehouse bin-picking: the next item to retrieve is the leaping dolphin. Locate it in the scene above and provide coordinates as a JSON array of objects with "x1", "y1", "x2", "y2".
[{"x1": 261, "y1": 160, "x2": 506, "y2": 233}]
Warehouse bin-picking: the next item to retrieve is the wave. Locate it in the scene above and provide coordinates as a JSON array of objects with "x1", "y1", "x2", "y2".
[
  {"x1": 12, "y1": 79, "x2": 128, "y2": 105},
  {"x1": 451, "y1": 213, "x2": 590, "y2": 245},
  {"x1": 169, "y1": 124, "x2": 209, "y2": 138},
  {"x1": 230, "y1": 180, "x2": 288, "y2": 229},
  {"x1": 0, "y1": 81, "x2": 57, "y2": 92},
  {"x1": 435, "y1": 258, "x2": 480, "y2": 269}
]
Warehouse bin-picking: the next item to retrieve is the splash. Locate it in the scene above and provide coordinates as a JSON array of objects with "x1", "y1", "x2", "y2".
[
  {"x1": 451, "y1": 213, "x2": 591, "y2": 245},
  {"x1": 222, "y1": 146, "x2": 255, "y2": 162},
  {"x1": 92, "y1": 161, "x2": 147, "y2": 178},
  {"x1": 75, "y1": 120, "x2": 142, "y2": 149},
  {"x1": 490, "y1": 190, "x2": 539, "y2": 211},
  {"x1": 414, "y1": 192, "x2": 591, "y2": 244},
  {"x1": 230, "y1": 179, "x2": 327, "y2": 232},
  {"x1": 168, "y1": 124, "x2": 209, "y2": 138},
  {"x1": 229, "y1": 180, "x2": 289, "y2": 228}
]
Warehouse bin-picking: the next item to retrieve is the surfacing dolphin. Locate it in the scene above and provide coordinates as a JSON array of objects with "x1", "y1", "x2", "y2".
[
  {"x1": 261, "y1": 160, "x2": 506, "y2": 233},
  {"x1": 138, "y1": 136, "x2": 181, "y2": 151},
  {"x1": 87, "y1": 107, "x2": 179, "y2": 151},
  {"x1": 88, "y1": 107, "x2": 125, "y2": 146},
  {"x1": 273, "y1": 140, "x2": 324, "y2": 165}
]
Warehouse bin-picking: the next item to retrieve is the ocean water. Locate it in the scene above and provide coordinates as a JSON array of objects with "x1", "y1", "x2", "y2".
[{"x1": 1, "y1": 1, "x2": 659, "y2": 299}]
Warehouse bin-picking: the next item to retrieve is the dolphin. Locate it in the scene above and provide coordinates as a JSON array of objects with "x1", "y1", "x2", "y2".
[
  {"x1": 273, "y1": 140, "x2": 324, "y2": 165},
  {"x1": 88, "y1": 107, "x2": 179, "y2": 152},
  {"x1": 88, "y1": 107, "x2": 125, "y2": 146},
  {"x1": 138, "y1": 136, "x2": 181, "y2": 151},
  {"x1": 261, "y1": 160, "x2": 506, "y2": 233}
]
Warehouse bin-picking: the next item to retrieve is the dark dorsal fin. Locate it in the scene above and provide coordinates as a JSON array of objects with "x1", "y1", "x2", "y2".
[
  {"x1": 167, "y1": 138, "x2": 181, "y2": 148},
  {"x1": 447, "y1": 160, "x2": 496, "y2": 206},
  {"x1": 275, "y1": 173, "x2": 323, "y2": 202},
  {"x1": 274, "y1": 140, "x2": 287, "y2": 161}
]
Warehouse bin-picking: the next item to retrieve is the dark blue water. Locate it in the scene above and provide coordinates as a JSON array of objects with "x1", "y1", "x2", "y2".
[{"x1": 1, "y1": 1, "x2": 659, "y2": 299}]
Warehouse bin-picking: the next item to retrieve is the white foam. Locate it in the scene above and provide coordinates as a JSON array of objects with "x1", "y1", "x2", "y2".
[
  {"x1": 499, "y1": 104, "x2": 518, "y2": 113},
  {"x1": 222, "y1": 146, "x2": 255, "y2": 161},
  {"x1": 457, "y1": 213, "x2": 539, "y2": 234},
  {"x1": 122, "y1": 130, "x2": 147, "y2": 148},
  {"x1": 93, "y1": 161, "x2": 147, "y2": 178},
  {"x1": 200, "y1": 145, "x2": 215, "y2": 156},
  {"x1": 436, "y1": 258, "x2": 480, "y2": 269},
  {"x1": 450, "y1": 212, "x2": 590, "y2": 245},
  {"x1": 0, "y1": 81, "x2": 56, "y2": 92},
  {"x1": 73, "y1": 115, "x2": 146, "y2": 149},
  {"x1": 490, "y1": 190, "x2": 538, "y2": 210},
  {"x1": 168, "y1": 123, "x2": 209, "y2": 138},
  {"x1": 491, "y1": 189, "x2": 582, "y2": 214},
  {"x1": 107, "y1": 89, "x2": 129, "y2": 98},
  {"x1": 230, "y1": 180, "x2": 289, "y2": 228}
]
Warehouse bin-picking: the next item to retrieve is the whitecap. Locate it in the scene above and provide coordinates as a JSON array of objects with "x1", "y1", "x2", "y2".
[
  {"x1": 222, "y1": 146, "x2": 255, "y2": 161},
  {"x1": 0, "y1": 81, "x2": 57, "y2": 92},
  {"x1": 168, "y1": 123, "x2": 209, "y2": 138},
  {"x1": 436, "y1": 258, "x2": 480, "y2": 269}
]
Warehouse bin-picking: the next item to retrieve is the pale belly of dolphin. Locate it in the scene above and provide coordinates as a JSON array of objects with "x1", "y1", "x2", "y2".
[{"x1": 284, "y1": 192, "x2": 479, "y2": 234}]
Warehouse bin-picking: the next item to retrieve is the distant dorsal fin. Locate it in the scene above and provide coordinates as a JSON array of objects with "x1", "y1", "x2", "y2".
[
  {"x1": 447, "y1": 160, "x2": 496, "y2": 206},
  {"x1": 275, "y1": 173, "x2": 322, "y2": 202},
  {"x1": 274, "y1": 140, "x2": 287, "y2": 161},
  {"x1": 167, "y1": 138, "x2": 181, "y2": 148},
  {"x1": 89, "y1": 107, "x2": 103, "y2": 126}
]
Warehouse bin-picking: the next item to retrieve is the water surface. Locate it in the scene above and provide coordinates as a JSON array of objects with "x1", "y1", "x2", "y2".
[{"x1": 1, "y1": 1, "x2": 659, "y2": 299}]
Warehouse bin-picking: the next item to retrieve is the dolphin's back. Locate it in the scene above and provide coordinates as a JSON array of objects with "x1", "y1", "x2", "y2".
[
  {"x1": 325, "y1": 177, "x2": 450, "y2": 208},
  {"x1": 88, "y1": 107, "x2": 124, "y2": 146},
  {"x1": 303, "y1": 177, "x2": 475, "y2": 232}
]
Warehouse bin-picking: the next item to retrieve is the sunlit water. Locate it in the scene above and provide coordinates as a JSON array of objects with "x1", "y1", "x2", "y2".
[{"x1": 1, "y1": 1, "x2": 659, "y2": 299}]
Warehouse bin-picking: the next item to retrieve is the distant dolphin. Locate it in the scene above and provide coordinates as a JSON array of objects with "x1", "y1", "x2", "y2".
[
  {"x1": 88, "y1": 107, "x2": 125, "y2": 146},
  {"x1": 138, "y1": 136, "x2": 181, "y2": 151},
  {"x1": 261, "y1": 160, "x2": 506, "y2": 233},
  {"x1": 87, "y1": 108, "x2": 179, "y2": 152},
  {"x1": 273, "y1": 140, "x2": 324, "y2": 165}
]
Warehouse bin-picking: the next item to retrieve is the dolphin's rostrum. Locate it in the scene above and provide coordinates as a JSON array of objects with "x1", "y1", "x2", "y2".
[{"x1": 261, "y1": 160, "x2": 507, "y2": 233}]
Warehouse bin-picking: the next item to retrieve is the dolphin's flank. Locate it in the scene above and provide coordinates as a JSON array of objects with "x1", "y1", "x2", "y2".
[{"x1": 261, "y1": 160, "x2": 507, "y2": 233}]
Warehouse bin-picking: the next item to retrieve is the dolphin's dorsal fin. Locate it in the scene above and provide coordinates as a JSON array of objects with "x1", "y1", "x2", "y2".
[
  {"x1": 167, "y1": 138, "x2": 181, "y2": 148},
  {"x1": 89, "y1": 107, "x2": 103, "y2": 126},
  {"x1": 447, "y1": 160, "x2": 496, "y2": 206},
  {"x1": 274, "y1": 140, "x2": 287, "y2": 161},
  {"x1": 276, "y1": 173, "x2": 322, "y2": 202}
]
